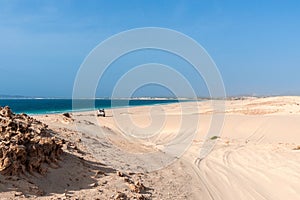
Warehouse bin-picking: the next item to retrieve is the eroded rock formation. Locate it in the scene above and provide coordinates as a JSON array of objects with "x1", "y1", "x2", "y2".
[{"x1": 0, "y1": 106, "x2": 63, "y2": 175}]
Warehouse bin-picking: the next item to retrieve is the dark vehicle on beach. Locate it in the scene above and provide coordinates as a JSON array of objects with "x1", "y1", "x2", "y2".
[{"x1": 97, "y1": 109, "x2": 105, "y2": 117}]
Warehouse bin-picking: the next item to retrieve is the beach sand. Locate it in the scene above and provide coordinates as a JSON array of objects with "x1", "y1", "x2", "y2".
[{"x1": 1, "y1": 96, "x2": 300, "y2": 199}]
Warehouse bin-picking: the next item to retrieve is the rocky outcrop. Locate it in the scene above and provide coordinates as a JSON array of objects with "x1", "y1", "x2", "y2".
[{"x1": 0, "y1": 106, "x2": 63, "y2": 176}]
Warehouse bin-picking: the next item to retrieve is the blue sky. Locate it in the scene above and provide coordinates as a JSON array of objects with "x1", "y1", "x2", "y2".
[{"x1": 0, "y1": 0, "x2": 300, "y2": 97}]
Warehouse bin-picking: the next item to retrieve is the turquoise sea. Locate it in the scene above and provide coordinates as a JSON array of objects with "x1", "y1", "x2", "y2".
[{"x1": 0, "y1": 99, "x2": 182, "y2": 115}]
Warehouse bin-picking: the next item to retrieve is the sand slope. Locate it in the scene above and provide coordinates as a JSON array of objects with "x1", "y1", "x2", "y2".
[
  {"x1": 97, "y1": 96, "x2": 300, "y2": 199},
  {"x1": 1, "y1": 96, "x2": 300, "y2": 199}
]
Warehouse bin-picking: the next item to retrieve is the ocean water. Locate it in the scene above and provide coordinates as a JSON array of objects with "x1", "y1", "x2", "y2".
[{"x1": 0, "y1": 99, "x2": 182, "y2": 115}]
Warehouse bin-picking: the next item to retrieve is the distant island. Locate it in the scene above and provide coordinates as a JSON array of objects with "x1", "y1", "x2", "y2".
[{"x1": 0, "y1": 94, "x2": 31, "y2": 99}]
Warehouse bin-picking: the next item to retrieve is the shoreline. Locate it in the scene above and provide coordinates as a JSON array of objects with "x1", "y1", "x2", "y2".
[
  {"x1": 30, "y1": 100, "x2": 194, "y2": 116},
  {"x1": 0, "y1": 99, "x2": 192, "y2": 115}
]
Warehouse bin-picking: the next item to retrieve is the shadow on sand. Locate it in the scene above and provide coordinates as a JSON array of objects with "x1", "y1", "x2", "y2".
[{"x1": 0, "y1": 151, "x2": 116, "y2": 197}]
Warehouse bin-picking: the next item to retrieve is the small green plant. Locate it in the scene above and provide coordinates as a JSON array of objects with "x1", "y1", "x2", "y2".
[{"x1": 210, "y1": 136, "x2": 219, "y2": 140}]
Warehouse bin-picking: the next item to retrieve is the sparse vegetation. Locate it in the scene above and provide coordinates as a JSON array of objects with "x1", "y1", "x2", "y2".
[{"x1": 210, "y1": 136, "x2": 220, "y2": 140}]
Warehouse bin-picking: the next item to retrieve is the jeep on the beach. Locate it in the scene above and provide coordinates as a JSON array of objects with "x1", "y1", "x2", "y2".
[{"x1": 97, "y1": 109, "x2": 105, "y2": 117}]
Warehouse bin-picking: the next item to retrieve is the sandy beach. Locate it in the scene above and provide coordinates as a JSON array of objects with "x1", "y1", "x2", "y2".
[
  {"x1": 2, "y1": 0, "x2": 300, "y2": 199},
  {"x1": 1, "y1": 96, "x2": 300, "y2": 199}
]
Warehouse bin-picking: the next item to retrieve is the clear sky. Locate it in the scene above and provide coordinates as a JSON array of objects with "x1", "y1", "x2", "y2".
[{"x1": 0, "y1": 0, "x2": 300, "y2": 98}]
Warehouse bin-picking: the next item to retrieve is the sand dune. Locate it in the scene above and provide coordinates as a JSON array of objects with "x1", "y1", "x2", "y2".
[
  {"x1": 1, "y1": 96, "x2": 300, "y2": 199},
  {"x1": 96, "y1": 96, "x2": 300, "y2": 199}
]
